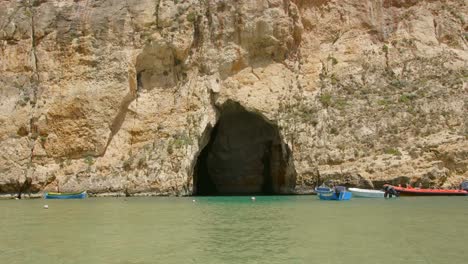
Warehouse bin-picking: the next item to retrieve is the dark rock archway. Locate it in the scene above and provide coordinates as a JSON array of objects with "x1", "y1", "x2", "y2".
[{"x1": 193, "y1": 101, "x2": 296, "y2": 195}]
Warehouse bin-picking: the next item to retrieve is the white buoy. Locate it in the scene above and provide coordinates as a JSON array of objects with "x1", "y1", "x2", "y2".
[
  {"x1": 251, "y1": 196, "x2": 256, "y2": 201},
  {"x1": 192, "y1": 199, "x2": 196, "y2": 203},
  {"x1": 43, "y1": 205, "x2": 49, "y2": 209},
  {"x1": 15, "y1": 197, "x2": 19, "y2": 200}
]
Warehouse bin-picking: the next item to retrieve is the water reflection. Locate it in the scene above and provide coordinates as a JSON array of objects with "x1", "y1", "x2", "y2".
[{"x1": 193, "y1": 196, "x2": 296, "y2": 263}]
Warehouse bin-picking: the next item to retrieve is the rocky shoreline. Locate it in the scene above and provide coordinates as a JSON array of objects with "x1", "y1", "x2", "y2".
[{"x1": 0, "y1": 189, "x2": 316, "y2": 199}]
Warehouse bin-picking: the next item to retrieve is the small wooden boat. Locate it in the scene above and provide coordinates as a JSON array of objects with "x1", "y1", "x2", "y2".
[
  {"x1": 318, "y1": 190, "x2": 352, "y2": 200},
  {"x1": 44, "y1": 191, "x2": 87, "y2": 199},
  {"x1": 393, "y1": 186, "x2": 468, "y2": 196},
  {"x1": 349, "y1": 188, "x2": 385, "y2": 198},
  {"x1": 315, "y1": 185, "x2": 352, "y2": 200},
  {"x1": 315, "y1": 185, "x2": 333, "y2": 194}
]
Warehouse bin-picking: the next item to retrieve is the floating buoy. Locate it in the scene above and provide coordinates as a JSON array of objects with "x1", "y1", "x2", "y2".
[
  {"x1": 192, "y1": 199, "x2": 196, "y2": 203},
  {"x1": 43, "y1": 205, "x2": 49, "y2": 209},
  {"x1": 251, "y1": 197, "x2": 256, "y2": 201},
  {"x1": 15, "y1": 197, "x2": 19, "y2": 200}
]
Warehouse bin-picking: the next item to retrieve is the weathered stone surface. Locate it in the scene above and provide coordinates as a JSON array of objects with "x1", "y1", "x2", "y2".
[{"x1": 0, "y1": 0, "x2": 466, "y2": 197}]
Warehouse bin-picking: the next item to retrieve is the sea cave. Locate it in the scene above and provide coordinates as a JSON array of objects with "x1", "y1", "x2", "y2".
[{"x1": 193, "y1": 101, "x2": 296, "y2": 195}]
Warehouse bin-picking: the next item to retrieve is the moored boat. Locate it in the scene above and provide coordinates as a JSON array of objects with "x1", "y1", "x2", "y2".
[
  {"x1": 44, "y1": 191, "x2": 87, "y2": 199},
  {"x1": 315, "y1": 185, "x2": 333, "y2": 194},
  {"x1": 349, "y1": 188, "x2": 385, "y2": 198},
  {"x1": 315, "y1": 185, "x2": 352, "y2": 200},
  {"x1": 393, "y1": 186, "x2": 468, "y2": 196},
  {"x1": 318, "y1": 190, "x2": 352, "y2": 200}
]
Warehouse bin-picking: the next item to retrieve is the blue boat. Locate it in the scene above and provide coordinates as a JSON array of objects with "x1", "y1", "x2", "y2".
[
  {"x1": 318, "y1": 190, "x2": 352, "y2": 200},
  {"x1": 44, "y1": 191, "x2": 87, "y2": 199},
  {"x1": 315, "y1": 185, "x2": 352, "y2": 201},
  {"x1": 315, "y1": 185, "x2": 333, "y2": 194}
]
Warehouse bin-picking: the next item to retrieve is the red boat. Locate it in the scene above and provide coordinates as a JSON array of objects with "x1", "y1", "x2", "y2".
[{"x1": 393, "y1": 186, "x2": 468, "y2": 196}]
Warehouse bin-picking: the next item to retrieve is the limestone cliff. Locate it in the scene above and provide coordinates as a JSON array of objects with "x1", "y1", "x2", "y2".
[{"x1": 0, "y1": 0, "x2": 466, "y2": 197}]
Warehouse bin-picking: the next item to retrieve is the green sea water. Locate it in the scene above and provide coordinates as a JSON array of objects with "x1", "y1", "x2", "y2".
[{"x1": 1, "y1": 196, "x2": 467, "y2": 264}]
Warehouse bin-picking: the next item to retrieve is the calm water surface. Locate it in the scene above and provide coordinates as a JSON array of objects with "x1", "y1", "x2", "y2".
[{"x1": 1, "y1": 196, "x2": 467, "y2": 264}]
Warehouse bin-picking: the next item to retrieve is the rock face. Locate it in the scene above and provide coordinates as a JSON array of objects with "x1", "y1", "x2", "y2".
[
  {"x1": 194, "y1": 101, "x2": 296, "y2": 195},
  {"x1": 0, "y1": 0, "x2": 466, "y2": 197}
]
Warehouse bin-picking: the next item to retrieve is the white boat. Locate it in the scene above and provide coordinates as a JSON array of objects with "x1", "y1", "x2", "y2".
[{"x1": 348, "y1": 188, "x2": 385, "y2": 198}]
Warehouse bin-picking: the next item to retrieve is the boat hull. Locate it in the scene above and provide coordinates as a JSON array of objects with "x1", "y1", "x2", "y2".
[
  {"x1": 318, "y1": 191, "x2": 352, "y2": 201},
  {"x1": 315, "y1": 186, "x2": 333, "y2": 194},
  {"x1": 44, "y1": 191, "x2": 87, "y2": 199},
  {"x1": 393, "y1": 187, "x2": 468, "y2": 196},
  {"x1": 349, "y1": 188, "x2": 385, "y2": 198}
]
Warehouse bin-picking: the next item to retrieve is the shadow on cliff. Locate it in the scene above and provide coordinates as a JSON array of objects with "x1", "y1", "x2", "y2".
[{"x1": 193, "y1": 101, "x2": 296, "y2": 196}]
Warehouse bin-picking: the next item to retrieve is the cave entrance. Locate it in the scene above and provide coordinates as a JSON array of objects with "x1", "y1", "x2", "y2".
[{"x1": 193, "y1": 101, "x2": 296, "y2": 195}]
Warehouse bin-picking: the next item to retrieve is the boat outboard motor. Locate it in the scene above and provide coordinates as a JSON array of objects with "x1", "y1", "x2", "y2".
[
  {"x1": 334, "y1": 186, "x2": 346, "y2": 197},
  {"x1": 383, "y1": 185, "x2": 399, "y2": 198},
  {"x1": 460, "y1": 181, "x2": 468, "y2": 191}
]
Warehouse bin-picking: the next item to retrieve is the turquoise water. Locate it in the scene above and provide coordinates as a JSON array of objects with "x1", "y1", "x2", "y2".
[{"x1": 1, "y1": 196, "x2": 467, "y2": 264}]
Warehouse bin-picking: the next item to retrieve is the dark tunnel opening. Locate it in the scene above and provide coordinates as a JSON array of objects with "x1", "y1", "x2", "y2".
[{"x1": 193, "y1": 101, "x2": 296, "y2": 195}]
